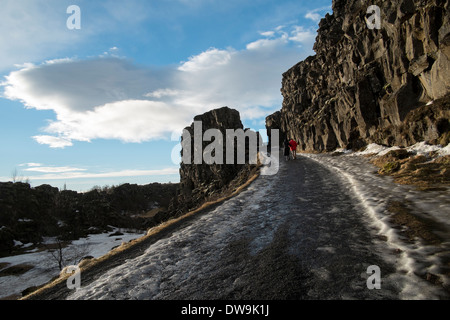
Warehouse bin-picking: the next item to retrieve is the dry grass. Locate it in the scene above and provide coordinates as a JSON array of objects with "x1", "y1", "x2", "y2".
[
  {"x1": 138, "y1": 207, "x2": 164, "y2": 219},
  {"x1": 371, "y1": 150, "x2": 450, "y2": 191}
]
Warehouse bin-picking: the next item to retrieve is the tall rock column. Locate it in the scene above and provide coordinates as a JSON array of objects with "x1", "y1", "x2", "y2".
[{"x1": 169, "y1": 107, "x2": 259, "y2": 215}]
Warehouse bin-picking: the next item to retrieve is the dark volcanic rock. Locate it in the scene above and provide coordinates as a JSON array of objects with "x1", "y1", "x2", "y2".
[
  {"x1": 0, "y1": 181, "x2": 178, "y2": 256},
  {"x1": 169, "y1": 107, "x2": 259, "y2": 215},
  {"x1": 267, "y1": 0, "x2": 450, "y2": 152}
]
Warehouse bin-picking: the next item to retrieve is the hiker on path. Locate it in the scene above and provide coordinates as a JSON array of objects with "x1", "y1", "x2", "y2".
[
  {"x1": 289, "y1": 139, "x2": 298, "y2": 160},
  {"x1": 284, "y1": 138, "x2": 290, "y2": 161}
]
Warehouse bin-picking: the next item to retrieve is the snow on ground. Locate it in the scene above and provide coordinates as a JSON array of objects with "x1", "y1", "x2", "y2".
[
  {"x1": 355, "y1": 142, "x2": 450, "y2": 157},
  {"x1": 302, "y1": 142, "x2": 450, "y2": 298},
  {"x1": 0, "y1": 228, "x2": 145, "y2": 299},
  {"x1": 1, "y1": 142, "x2": 448, "y2": 300}
]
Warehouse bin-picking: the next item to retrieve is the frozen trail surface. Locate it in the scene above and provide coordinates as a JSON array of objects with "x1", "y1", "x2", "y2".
[{"x1": 61, "y1": 156, "x2": 448, "y2": 299}]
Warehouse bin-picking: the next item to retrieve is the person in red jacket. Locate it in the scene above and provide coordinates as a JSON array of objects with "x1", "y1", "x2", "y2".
[{"x1": 289, "y1": 139, "x2": 298, "y2": 160}]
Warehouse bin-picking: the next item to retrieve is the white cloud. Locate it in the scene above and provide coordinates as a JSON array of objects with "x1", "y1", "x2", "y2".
[
  {"x1": 2, "y1": 58, "x2": 174, "y2": 113},
  {"x1": 246, "y1": 36, "x2": 288, "y2": 51},
  {"x1": 42, "y1": 99, "x2": 192, "y2": 143},
  {"x1": 1, "y1": 24, "x2": 314, "y2": 148},
  {"x1": 304, "y1": 6, "x2": 332, "y2": 23},
  {"x1": 179, "y1": 48, "x2": 234, "y2": 72},
  {"x1": 33, "y1": 135, "x2": 74, "y2": 149},
  {"x1": 173, "y1": 25, "x2": 315, "y2": 117},
  {"x1": 247, "y1": 25, "x2": 315, "y2": 50},
  {"x1": 2, "y1": 58, "x2": 189, "y2": 147},
  {"x1": 144, "y1": 89, "x2": 185, "y2": 99},
  {"x1": 19, "y1": 163, "x2": 43, "y2": 167},
  {"x1": 260, "y1": 31, "x2": 275, "y2": 37},
  {"x1": 305, "y1": 12, "x2": 322, "y2": 22},
  {"x1": 289, "y1": 26, "x2": 316, "y2": 43},
  {"x1": 24, "y1": 165, "x2": 86, "y2": 173},
  {"x1": 12, "y1": 162, "x2": 179, "y2": 182}
]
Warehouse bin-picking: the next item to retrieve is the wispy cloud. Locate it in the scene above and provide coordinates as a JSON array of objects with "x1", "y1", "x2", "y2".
[
  {"x1": 179, "y1": 48, "x2": 234, "y2": 72},
  {"x1": 288, "y1": 26, "x2": 316, "y2": 44},
  {"x1": 144, "y1": 89, "x2": 185, "y2": 99},
  {"x1": 23, "y1": 164, "x2": 86, "y2": 174},
  {"x1": 29, "y1": 168, "x2": 179, "y2": 181},
  {"x1": 13, "y1": 163, "x2": 179, "y2": 181},
  {"x1": 19, "y1": 163, "x2": 43, "y2": 167},
  {"x1": 305, "y1": 12, "x2": 322, "y2": 22},
  {"x1": 33, "y1": 135, "x2": 74, "y2": 149},
  {"x1": 304, "y1": 6, "x2": 332, "y2": 23}
]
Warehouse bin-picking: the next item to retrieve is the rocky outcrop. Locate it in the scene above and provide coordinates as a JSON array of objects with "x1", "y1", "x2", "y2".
[
  {"x1": 169, "y1": 107, "x2": 259, "y2": 215},
  {"x1": 0, "y1": 181, "x2": 178, "y2": 256},
  {"x1": 267, "y1": 0, "x2": 450, "y2": 152}
]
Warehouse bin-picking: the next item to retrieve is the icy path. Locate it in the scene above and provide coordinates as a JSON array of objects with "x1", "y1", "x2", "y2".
[
  {"x1": 68, "y1": 155, "x2": 449, "y2": 300},
  {"x1": 303, "y1": 152, "x2": 450, "y2": 298}
]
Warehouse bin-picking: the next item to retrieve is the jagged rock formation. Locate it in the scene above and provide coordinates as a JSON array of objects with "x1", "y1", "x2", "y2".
[
  {"x1": 169, "y1": 107, "x2": 259, "y2": 215},
  {"x1": 267, "y1": 0, "x2": 450, "y2": 152}
]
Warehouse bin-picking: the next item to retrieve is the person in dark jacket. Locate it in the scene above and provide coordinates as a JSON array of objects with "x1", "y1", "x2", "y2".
[{"x1": 284, "y1": 138, "x2": 290, "y2": 161}]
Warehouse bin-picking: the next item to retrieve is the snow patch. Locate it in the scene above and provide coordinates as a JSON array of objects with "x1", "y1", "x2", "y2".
[
  {"x1": 437, "y1": 143, "x2": 450, "y2": 156},
  {"x1": 0, "y1": 228, "x2": 144, "y2": 299},
  {"x1": 354, "y1": 142, "x2": 450, "y2": 158},
  {"x1": 406, "y1": 141, "x2": 445, "y2": 156}
]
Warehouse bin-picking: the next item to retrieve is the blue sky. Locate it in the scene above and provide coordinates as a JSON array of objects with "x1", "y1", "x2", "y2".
[{"x1": 0, "y1": 0, "x2": 331, "y2": 191}]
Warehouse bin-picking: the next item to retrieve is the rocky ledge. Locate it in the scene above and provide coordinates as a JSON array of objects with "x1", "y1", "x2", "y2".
[{"x1": 267, "y1": 0, "x2": 449, "y2": 152}]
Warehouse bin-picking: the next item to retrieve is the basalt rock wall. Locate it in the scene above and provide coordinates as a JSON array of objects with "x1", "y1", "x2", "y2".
[
  {"x1": 168, "y1": 107, "x2": 259, "y2": 215},
  {"x1": 268, "y1": 0, "x2": 450, "y2": 152}
]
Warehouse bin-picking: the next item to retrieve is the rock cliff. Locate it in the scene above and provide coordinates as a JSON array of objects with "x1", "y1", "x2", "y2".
[
  {"x1": 267, "y1": 0, "x2": 450, "y2": 152},
  {"x1": 169, "y1": 107, "x2": 259, "y2": 215}
]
